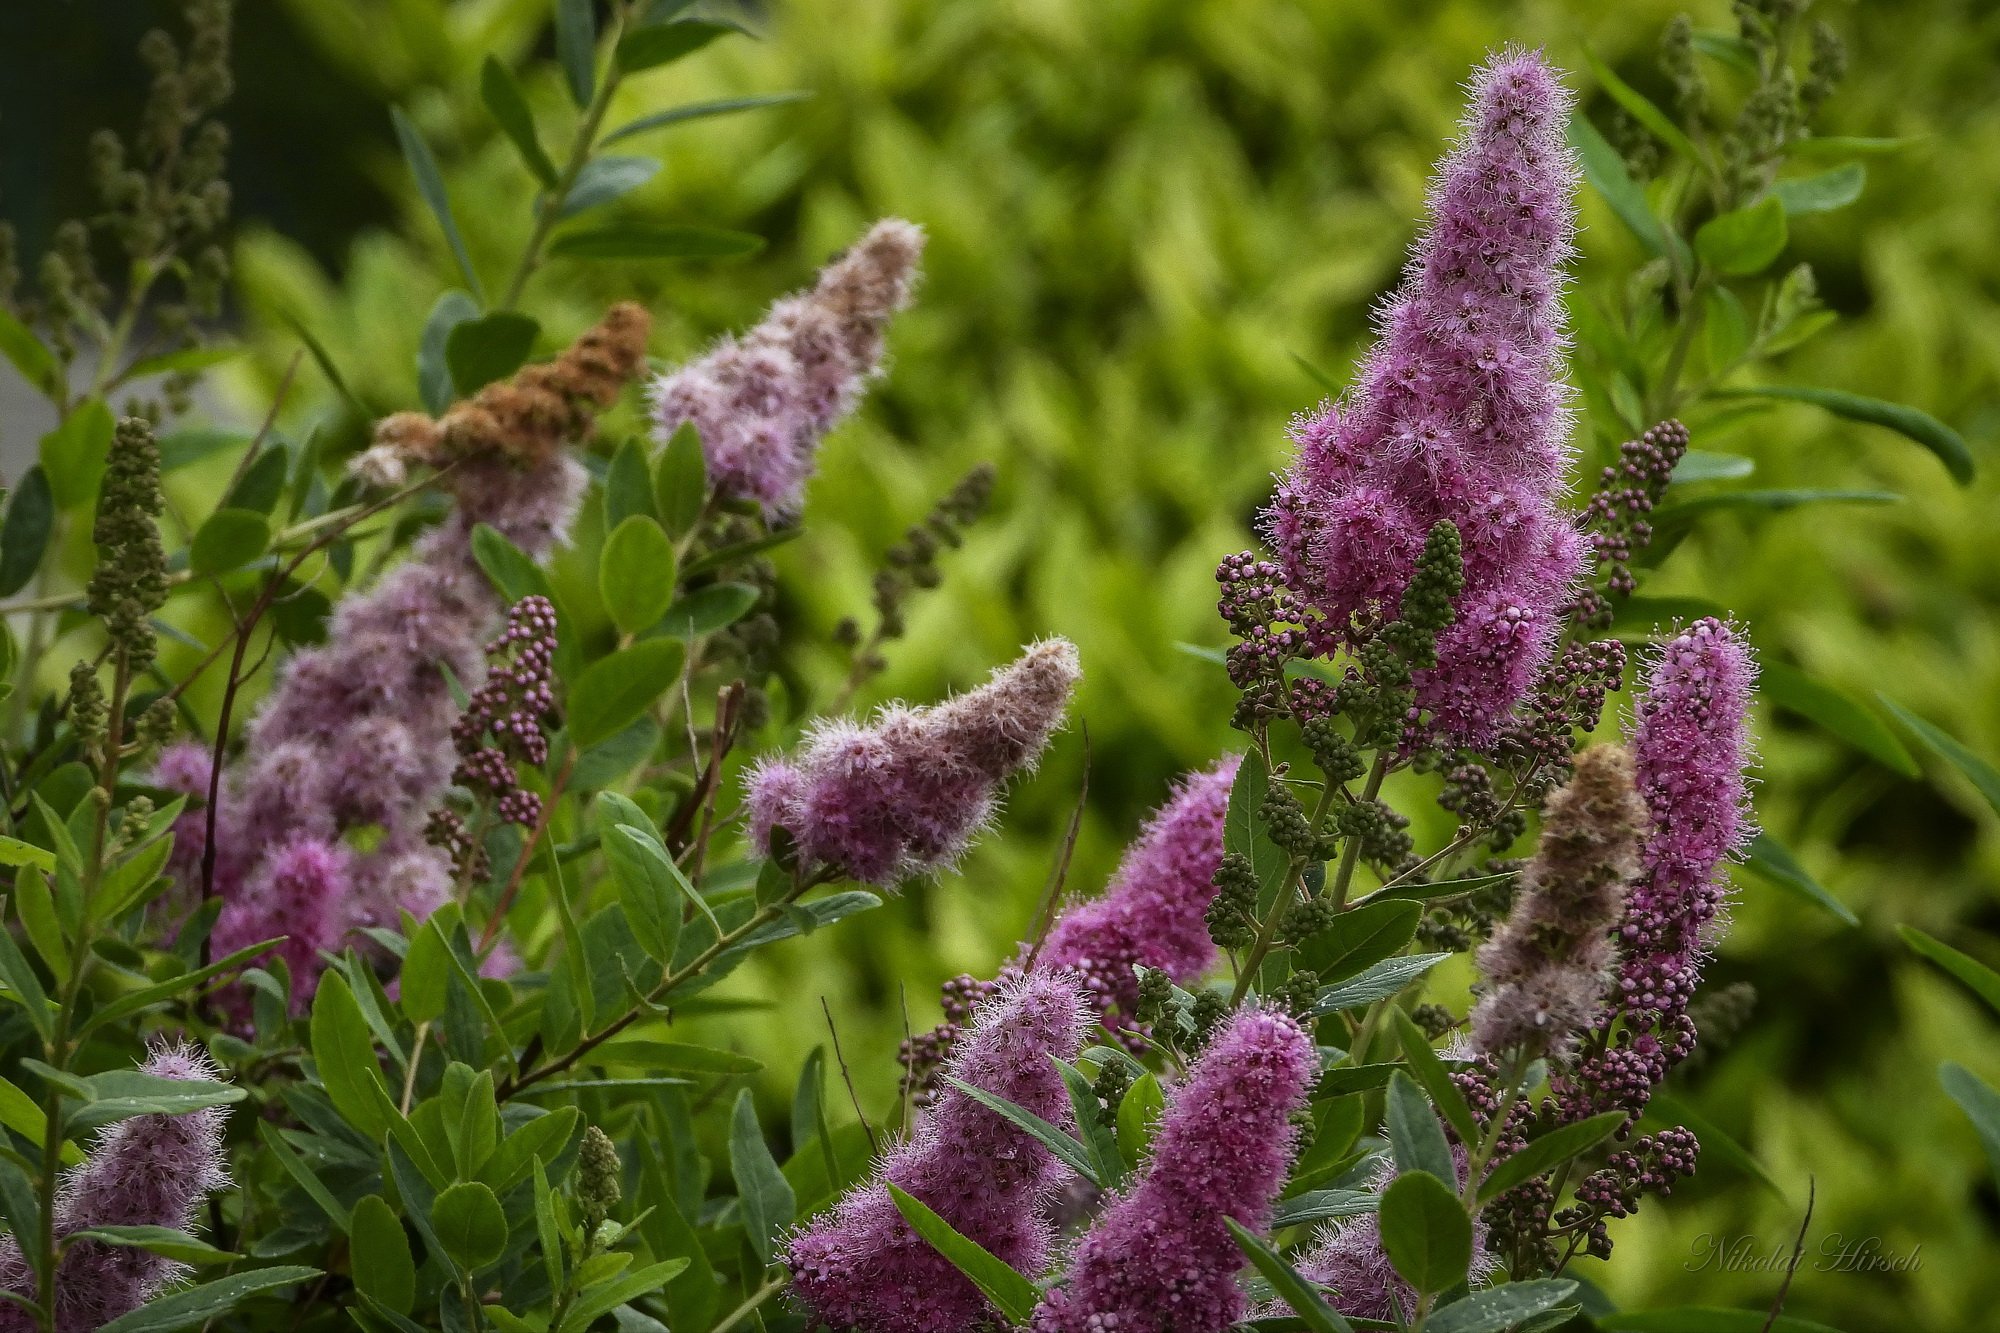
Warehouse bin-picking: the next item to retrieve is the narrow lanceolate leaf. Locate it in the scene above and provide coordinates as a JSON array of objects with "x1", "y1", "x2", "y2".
[
  {"x1": 1477, "y1": 1111, "x2": 1628, "y2": 1203},
  {"x1": 94, "y1": 1266, "x2": 319, "y2": 1333},
  {"x1": 730, "y1": 1088, "x2": 795, "y2": 1264},
  {"x1": 1760, "y1": 662, "x2": 1918, "y2": 777},
  {"x1": 1651, "y1": 487, "x2": 1900, "y2": 536},
  {"x1": 1054, "y1": 1057, "x2": 1124, "y2": 1189},
  {"x1": 560, "y1": 156, "x2": 661, "y2": 219},
  {"x1": 941, "y1": 1075, "x2": 1101, "y2": 1187},
  {"x1": 616, "y1": 20, "x2": 743, "y2": 73},
  {"x1": 1771, "y1": 162, "x2": 1866, "y2": 215},
  {"x1": 480, "y1": 55, "x2": 558, "y2": 187},
  {"x1": 1312, "y1": 953, "x2": 1451, "y2": 1013},
  {"x1": 1568, "y1": 112, "x2": 1689, "y2": 270},
  {"x1": 603, "y1": 92, "x2": 812, "y2": 145},
  {"x1": 309, "y1": 970, "x2": 394, "y2": 1140},
  {"x1": 1225, "y1": 1218, "x2": 1355, "y2": 1333},
  {"x1": 1581, "y1": 47, "x2": 1699, "y2": 164},
  {"x1": 554, "y1": 0, "x2": 597, "y2": 108},
  {"x1": 1739, "y1": 834, "x2": 1858, "y2": 928},
  {"x1": 886, "y1": 1184, "x2": 1041, "y2": 1326},
  {"x1": 566, "y1": 637, "x2": 686, "y2": 750},
  {"x1": 1900, "y1": 926, "x2": 2000, "y2": 1018},
  {"x1": 1425, "y1": 1280, "x2": 1580, "y2": 1333},
  {"x1": 1377, "y1": 1170, "x2": 1472, "y2": 1295},
  {"x1": 1392, "y1": 1008, "x2": 1479, "y2": 1147},
  {"x1": 0, "y1": 466, "x2": 55, "y2": 597},
  {"x1": 391, "y1": 108, "x2": 485, "y2": 305},
  {"x1": 1269, "y1": 1190, "x2": 1375, "y2": 1229},
  {"x1": 1711, "y1": 385, "x2": 1973, "y2": 484},
  {"x1": 1940, "y1": 1062, "x2": 2000, "y2": 1181},
  {"x1": 1384, "y1": 1072, "x2": 1455, "y2": 1186},
  {"x1": 0, "y1": 307, "x2": 60, "y2": 399},
  {"x1": 1876, "y1": 695, "x2": 2000, "y2": 814},
  {"x1": 1694, "y1": 195, "x2": 1788, "y2": 275}
]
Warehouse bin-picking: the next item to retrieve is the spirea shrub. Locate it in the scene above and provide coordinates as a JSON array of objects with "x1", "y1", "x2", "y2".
[{"x1": 0, "y1": 4, "x2": 1986, "y2": 1332}]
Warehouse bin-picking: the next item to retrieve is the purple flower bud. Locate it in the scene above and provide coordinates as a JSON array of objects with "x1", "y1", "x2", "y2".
[
  {"x1": 651, "y1": 219, "x2": 925, "y2": 514},
  {"x1": 0, "y1": 1043, "x2": 232, "y2": 1332},
  {"x1": 748, "y1": 640, "x2": 1080, "y2": 884},
  {"x1": 787, "y1": 971, "x2": 1091, "y2": 1333},
  {"x1": 1040, "y1": 756, "x2": 1240, "y2": 1022},
  {"x1": 1261, "y1": 49, "x2": 1585, "y2": 743},
  {"x1": 1033, "y1": 1008, "x2": 1316, "y2": 1333}
]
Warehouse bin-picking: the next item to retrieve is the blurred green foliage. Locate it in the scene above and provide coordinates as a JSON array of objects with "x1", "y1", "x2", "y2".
[{"x1": 78, "y1": 0, "x2": 2000, "y2": 1325}]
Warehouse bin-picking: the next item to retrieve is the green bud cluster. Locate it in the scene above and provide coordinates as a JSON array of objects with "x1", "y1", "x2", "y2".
[
  {"x1": 1091, "y1": 1060, "x2": 1133, "y2": 1127},
  {"x1": 577, "y1": 1125, "x2": 623, "y2": 1232},
  {"x1": 1259, "y1": 782, "x2": 1316, "y2": 857},
  {"x1": 1269, "y1": 967, "x2": 1322, "y2": 1019},
  {"x1": 837, "y1": 463, "x2": 996, "y2": 681},
  {"x1": 69, "y1": 662, "x2": 108, "y2": 760},
  {"x1": 1411, "y1": 1003, "x2": 1456, "y2": 1041},
  {"x1": 1301, "y1": 717, "x2": 1364, "y2": 784},
  {"x1": 1205, "y1": 852, "x2": 1260, "y2": 949},
  {"x1": 1277, "y1": 893, "x2": 1339, "y2": 947},
  {"x1": 88, "y1": 418, "x2": 169, "y2": 671},
  {"x1": 1133, "y1": 968, "x2": 1174, "y2": 1029},
  {"x1": 1184, "y1": 989, "x2": 1229, "y2": 1052}
]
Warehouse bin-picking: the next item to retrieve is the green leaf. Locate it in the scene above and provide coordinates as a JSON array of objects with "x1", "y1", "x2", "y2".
[
  {"x1": 617, "y1": 20, "x2": 742, "y2": 72},
  {"x1": 560, "y1": 156, "x2": 661, "y2": 218},
  {"x1": 1761, "y1": 663, "x2": 1917, "y2": 776},
  {"x1": 1298, "y1": 898, "x2": 1421, "y2": 982},
  {"x1": 656, "y1": 582, "x2": 759, "y2": 640},
  {"x1": 15, "y1": 869, "x2": 67, "y2": 979},
  {"x1": 222, "y1": 446, "x2": 289, "y2": 516},
  {"x1": 729, "y1": 1087, "x2": 795, "y2": 1264},
  {"x1": 1710, "y1": 385, "x2": 1973, "y2": 484},
  {"x1": 1312, "y1": 953, "x2": 1450, "y2": 1013},
  {"x1": 431, "y1": 1180, "x2": 508, "y2": 1272},
  {"x1": 603, "y1": 92, "x2": 812, "y2": 145},
  {"x1": 1568, "y1": 113, "x2": 1689, "y2": 270},
  {"x1": 1673, "y1": 449, "x2": 1754, "y2": 484},
  {"x1": 63, "y1": 1070, "x2": 243, "y2": 1133},
  {"x1": 0, "y1": 1073, "x2": 78, "y2": 1165},
  {"x1": 1054, "y1": 1058, "x2": 1124, "y2": 1189},
  {"x1": 1900, "y1": 926, "x2": 2000, "y2": 1018},
  {"x1": 1223, "y1": 749, "x2": 1290, "y2": 912},
  {"x1": 1772, "y1": 163, "x2": 1865, "y2": 215},
  {"x1": 533, "y1": 1158, "x2": 565, "y2": 1295},
  {"x1": 417, "y1": 290, "x2": 479, "y2": 414},
  {"x1": 190, "y1": 508, "x2": 272, "y2": 575},
  {"x1": 480, "y1": 56, "x2": 558, "y2": 187},
  {"x1": 600, "y1": 515, "x2": 679, "y2": 636},
  {"x1": 283, "y1": 314, "x2": 365, "y2": 416},
  {"x1": 653, "y1": 421, "x2": 707, "y2": 538},
  {"x1": 602, "y1": 824, "x2": 685, "y2": 965},
  {"x1": 93, "y1": 1266, "x2": 319, "y2": 1333},
  {"x1": 942, "y1": 1075, "x2": 1100, "y2": 1187},
  {"x1": 82, "y1": 937, "x2": 290, "y2": 1037},
  {"x1": 0, "y1": 307, "x2": 59, "y2": 398},
  {"x1": 1643, "y1": 1092, "x2": 1784, "y2": 1198},
  {"x1": 0, "y1": 837, "x2": 55, "y2": 874},
  {"x1": 446, "y1": 311, "x2": 539, "y2": 396},
  {"x1": 1225, "y1": 1217, "x2": 1355, "y2": 1333},
  {"x1": 122, "y1": 343, "x2": 241, "y2": 382},
  {"x1": 1695, "y1": 196, "x2": 1788, "y2": 275},
  {"x1": 71, "y1": 1225, "x2": 236, "y2": 1265},
  {"x1": 255, "y1": 1119, "x2": 351, "y2": 1229},
  {"x1": 0, "y1": 909, "x2": 53, "y2": 1038},
  {"x1": 479, "y1": 1105, "x2": 581, "y2": 1193},
  {"x1": 1478, "y1": 1110, "x2": 1628, "y2": 1203},
  {"x1": 1392, "y1": 1009, "x2": 1479, "y2": 1147},
  {"x1": 1877, "y1": 695, "x2": 2000, "y2": 814},
  {"x1": 591, "y1": 1039, "x2": 761, "y2": 1075},
  {"x1": 1377, "y1": 1170, "x2": 1472, "y2": 1295},
  {"x1": 470, "y1": 522, "x2": 558, "y2": 604},
  {"x1": 605, "y1": 435, "x2": 657, "y2": 527},
  {"x1": 567, "y1": 637, "x2": 686, "y2": 749},
  {"x1": 885, "y1": 1183, "x2": 1041, "y2": 1325},
  {"x1": 1941, "y1": 1062, "x2": 2000, "y2": 1181},
  {"x1": 1270, "y1": 1189, "x2": 1376, "y2": 1229},
  {"x1": 558, "y1": 1259, "x2": 690, "y2": 1333},
  {"x1": 349, "y1": 1195, "x2": 417, "y2": 1314},
  {"x1": 0, "y1": 1159, "x2": 43, "y2": 1284},
  {"x1": 1427, "y1": 1280, "x2": 1580, "y2": 1333},
  {"x1": 391, "y1": 107, "x2": 485, "y2": 305},
  {"x1": 310, "y1": 970, "x2": 394, "y2": 1140},
  {"x1": 1739, "y1": 833, "x2": 1858, "y2": 928},
  {"x1": 548, "y1": 223, "x2": 765, "y2": 261},
  {"x1": 1385, "y1": 1071, "x2": 1455, "y2": 1185},
  {"x1": 1116, "y1": 1072, "x2": 1164, "y2": 1166},
  {"x1": 554, "y1": 0, "x2": 597, "y2": 108},
  {"x1": 39, "y1": 398, "x2": 114, "y2": 510},
  {"x1": 1581, "y1": 47, "x2": 1699, "y2": 164},
  {"x1": 0, "y1": 466, "x2": 54, "y2": 597},
  {"x1": 1652, "y1": 487, "x2": 1899, "y2": 536}
]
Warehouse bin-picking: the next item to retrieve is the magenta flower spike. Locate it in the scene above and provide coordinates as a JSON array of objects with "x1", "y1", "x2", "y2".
[
  {"x1": 651, "y1": 218, "x2": 925, "y2": 514},
  {"x1": 0, "y1": 1043, "x2": 231, "y2": 1333},
  {"x1": 195, "y1": 453, "x2": 587, "y2": 1007},
  {"x1": 1041, "y1": 755, "x2": 1239, "y2": 1021},
  {"x1": 1262, "y1": 49, "x2": 1585, "y2": 742},
  {"x1": 748, "y1": 639, "x2": 1080, "y2": 884},
  {"x1": 1033, "y1": 1008, "x2": 1316, "y2": 1333},
  {"x1": 786, "y1": 971, "x2": 1091, "y2": 1333}
]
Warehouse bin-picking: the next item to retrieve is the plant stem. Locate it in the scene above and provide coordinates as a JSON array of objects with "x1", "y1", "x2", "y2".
[
  {"x1": 710, "y1": 1276, "x2": 786, "y2": 1333},
  {"x1": 1229, "y1": 774, "x2": 1349, "y2": 1006}
]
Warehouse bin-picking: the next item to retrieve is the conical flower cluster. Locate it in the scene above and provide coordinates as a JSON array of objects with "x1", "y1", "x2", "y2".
[
  {"x1": 787, "y1": 971, "x2": 1091, "y2": 1333},
  {"x1": 1262, "y1": 49, "x2": 1585, "y2": 742},
  {"x1": 1032, "y1": 1008, "x2": 1315, "y2": 1333},
  {"x1": 747, "y1": 640, "x2": 1080, "y2": 884},
  {"x1": 0, "y1": 1043, "x2": 232, "y2": 1333},
  {"x1": 1040, "y1": 755, "x2": 1239, "y2": 1022},
  {"x1": 651, "y1": 219, "x2": 925, "y2": 514}
]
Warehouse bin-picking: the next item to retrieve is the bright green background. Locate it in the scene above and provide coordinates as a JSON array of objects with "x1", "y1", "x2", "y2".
[{"x1": 25, "y1": 0, "x2": 2000, "y2": 1326}]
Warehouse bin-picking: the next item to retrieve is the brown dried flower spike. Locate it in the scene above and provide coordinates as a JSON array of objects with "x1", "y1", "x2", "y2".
[{"x1": 361, "y1": 301, "x2": 652, "y2": 484}]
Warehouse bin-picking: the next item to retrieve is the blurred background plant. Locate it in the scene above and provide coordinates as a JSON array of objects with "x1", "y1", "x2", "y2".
[{"x1": 2, "y1": 0, "x2": 1998, "y2": 1328}]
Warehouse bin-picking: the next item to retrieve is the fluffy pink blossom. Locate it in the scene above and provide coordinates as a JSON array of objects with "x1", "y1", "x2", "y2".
[
  {"x1": 786, "y1": 971, "x2": 1091, "y2": 1333},
  {"x1": 1262, "y1": 49, "x2": 1585, "y2": 742},
  {"x1": 651, "y1": 219, "x2": 925, "y2": 514},
  {"x1": 1040, "y1": 756, "x2": 1239, "y2": 1021},
  {"x1": 748, "y1": 640, "x2": 1080, "y2": 884},
  {"x1": 1033, "y1": 1009, "x2": 1316, "y2": 1333},
  {"x1": 0, "y1": 1043, "x2": 232, "y2": 1332}
]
